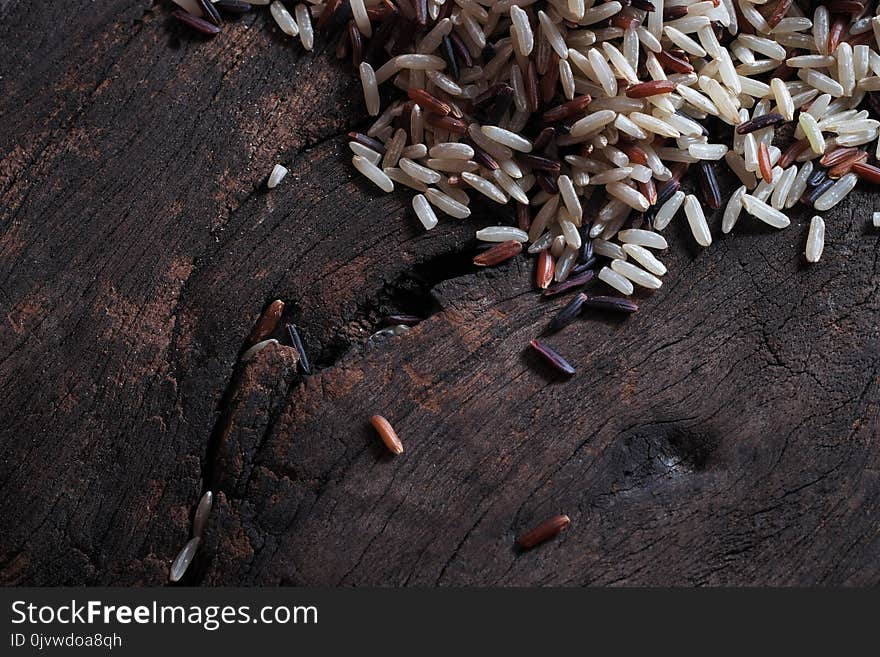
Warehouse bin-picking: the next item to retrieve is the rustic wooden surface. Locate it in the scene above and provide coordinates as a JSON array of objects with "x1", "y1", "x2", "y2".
[{"x1": 2, "y1": 0, "x2": 880, "y2": 586}]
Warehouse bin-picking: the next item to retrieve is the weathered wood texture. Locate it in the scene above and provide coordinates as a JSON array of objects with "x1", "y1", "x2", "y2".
[{"x1": 1, "y1": 1, "x2": 880, "y2": 586}]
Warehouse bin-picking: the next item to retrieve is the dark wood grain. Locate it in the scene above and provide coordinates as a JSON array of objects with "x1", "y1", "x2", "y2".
[{"x1": 1, "y1": 0, "x2": 879, "y2": 587}]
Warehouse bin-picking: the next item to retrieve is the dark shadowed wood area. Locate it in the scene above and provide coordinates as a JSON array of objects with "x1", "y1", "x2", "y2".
[{"x1": 1, "y1": 0, "x2": 879, "y2": 586}]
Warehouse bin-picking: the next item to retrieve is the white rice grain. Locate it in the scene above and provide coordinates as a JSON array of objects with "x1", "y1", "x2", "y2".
[
  {"x1": 737, "y1": 34, "x2": 786, "y2": 60},
  {"x1": 684, "y1": 194, "x2": 711, "y2": 246},
  {"x1": 618, "y1": 228, "x2": 668, "y2": 250},
  {"x1": 688, "y1": 143, "x2": 728, "y2": 160},
  {"x1": 429, "y1": 142, "x2": 475, "y2": 160},
  {"x1": 771, "y1": 78, "x2": 794, "y2": 121},
  {"x1": 538, "y1": 11, "x2": 568, "y2": 59},
  {"x1": 384, "y1": 167, "x2": 428, "y2": 192},
  {"x1": 476, "y1": 226, "x2": 529, "y2": 243},
  {"x1": 481, "y1": 125, "x2": 533, "y2": 153},
  {"x1": 492, "y1": 169, "x2": 529, "y2": 204},
  {"x1": 588, "y1": 48, "x2": 618, "y2": 97},
  {"x1": 570, "y1": 109, "x2": 617, "y2": 137},
  {"x1": 360, "y1": 62, "x2": 380, "y2": 116},
  {"x1": 665, "y1": 26, "x2": 706, "y2": 57},
  {"x1": 630, "y1": 112, "x2": 680, "y2": 138},
  {"x1": 528, "y1": 195, "x2": 560, "y2": 242},
  {"x1": 559, "y1": 59, "x2": 575, "y2": 100},
  {"x1": 267, "y1": 164, "x2": 288, "y2": 189},
  {"x1": 399, "y1": 157, "x2": 442, "y2": 184},
  {"x1": 559, "y1": 216, "x2": 582, "y2": 250},
  {"x1": 738, "y1": 0, "x2": 769, "y2": 33},
  {"x1": 598, "y1": 266, "x2": 634, "y2": 295},
  {"x1": 654, "y1": 190, "x2": 685, "y2": 231},
  {"x1": 510, "y1": 6, "x2": 534, "y2": 56},
  {"x1": 295, "y1": 4, "x2": 313, "y2": 50},
  {"x1": 592, "y1": 238, "x2": 627, "y2": 260},
  {"x1": 350, "y1": 0, "x2": 371, "y2": 37},
  {"x1": 426, "y1": 188, "x2": 471, "y2": 218},
  {"x1": 413, "y1": 194, "x2": 439, "y2": 230},
  {"x1": 607, "y1": 182, "x2": 649, "y2": 211},
  {"x1": 611, "y1": 259, "x2": 663, "y2": 289},
  {"x1": 462, "y1": 171, "x2": 507, "y2": 204},
  {"x1": 814, "y1": 173, "x2": 858, "y2": 211},
  {"x1": 676, "y1": 84, "x2": 720, "y2": 117},
  {"x1": 785, "y1": 161, "x2": 813, "y2": 209},
  {"x1": 395, "y1": 54, "x2": 446, "y2": 71},
  {"x1": 742, "y1": 194, "x2": 791, "y2": 229},
  {"x1": 813, "y1": 5, "x2": 829, "y2": 55},
  {"x1": 419, "y1": 18, "x2": 453, "y2": 53},
  {"x1": 785, "y1": 55, "x2": 836, "y2": 68},
  {"x1": 270, "y1": 1, "x2": 298, "y2": 37},
  {"x1": 797, "y1": 68, "x2": 845, "y2": 97},
  {"x1": 805, "y1": 216, "x2": 825, "y2": 263},
  {"x1": 557, "y1": 174, "x2": 582, "y2": 221},
  {"x1": 170, "y1": 537, "x2": 201, "y2": 583},
  {"x1": 555, "y1": 247, "x2": 579, "y2": 283},
  {"x1": 721, "y1": 185, "x2": 747, "y2": 233},
  {"x1": 799, "y1": 112, "x2": 826, "y2": 154},
  {"x1": 192, "y1": 491, "x2": 213, "y2": 539},
  {"x1": 621, "y1": 244, "x2": 667, "y2": 276},
  {"x1": 353, "y1": 155, "x2": 394, "y2": 192},
  {"x1": 770, "y1": 166, "x2": 797, "y2": 210},
  {"x1": 603, "y1": 42, "x2": 638, "y2": 83}
]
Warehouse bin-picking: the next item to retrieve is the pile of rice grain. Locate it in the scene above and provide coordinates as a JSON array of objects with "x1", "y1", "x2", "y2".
[{"x1": 173, "y1": 0, "x2": 880, "y2": 369}]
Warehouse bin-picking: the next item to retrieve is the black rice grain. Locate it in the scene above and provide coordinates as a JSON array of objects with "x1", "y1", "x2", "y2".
[
  {"x1": 583, "y1": 295, "x2": 639, "y2": 313},
  {"x1": 214, "y1": 0, "x2": 252, "y2": 14},
  {"x1": 529, "y1": 339, "x2": 576, "y2": 375},
  {"x1": 548, "y1": 293, "x2": 588, "y2": 331},
  {"x1": 519, "y1": 153, "x2": 562, "y2": 173},
  {"x1": 286, "y1": 323, "x2": 312, "y2": 374},
  {"x1": 449, "y1": 31, "x2": 473, "y2": 68},
  {"x1": 172, "y1": 9, "x2": 222, "y2": 35},
  {"x1": 807, "y1": 167, "x2": 827, "y2": 186},
  {"x1": 655, "y1": 178, "x2": 680, "y2": 206},
  {"x1": 697, "y1": 161, "x2": 721, "y2": 210},
  {"x1": 578, "y1": 232, "x2": 593, "y2": 263},
  {"x1": 630, "y1": 0, "x2": 656, "y2": 11},
  {"x1": 198, "y1": 0, "x2": 223, "y2": 25},
  {"x1": 441, "y1": 35, "x2": 459, "y2": 81},
  {"x1": 803, "y1": 177, "x2": 834, "y2": 205},
  {"x1": 349, "y1": 20, "x2": 363, "y2": 66},
  {"x1": 533, "y1": 126, "x2": 556, "y2": 152},
  {"x1": 536, "y1": 173, "x2": 559, "y2": 194},
  {"x1": 735, "y1": 112, "x2": 785, "y2": 134},
  {"x1": 543, "y1": 269, "x2": 595, "y2": 297},
  {"x1": 470, "y1": 142, "x2": 500, "y2": 170},
  {"x1": 570, "y1": 256, "x2": 597, "y2": 275},
  {"x1": 414, "y1": 0, "x2": 427, "y2": 26},
  {"x1": 525, "y1": 62, "x2": 540, "y2": 113}
]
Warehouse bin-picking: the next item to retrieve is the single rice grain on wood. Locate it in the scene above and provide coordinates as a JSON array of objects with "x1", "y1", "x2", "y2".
[
  {"x1": 517, "y1": 514, "x2": 571, "y2": 549},
  {"x1": 805, "y1": 216, "x2": 825, "y2": 263},
  {"x1": 370, "y1": 415, "x2": 404, "y2": 454},
  {"x1": 192, "y1": 491, "x2": 213, "y2": 539},
  {"x1": 267, "y1": 163, "x2": 288, "y2": 188},
  {"x1": 169, "y1": 537, "x2": 201, "y2": 583}
]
